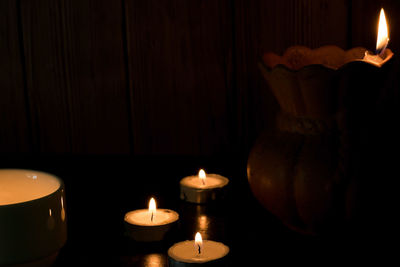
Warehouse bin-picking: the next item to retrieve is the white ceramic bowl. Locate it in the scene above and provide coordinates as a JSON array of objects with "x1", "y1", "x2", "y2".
[{"x1": 0, "y1": 169, "x2": 67, "y2": 266}]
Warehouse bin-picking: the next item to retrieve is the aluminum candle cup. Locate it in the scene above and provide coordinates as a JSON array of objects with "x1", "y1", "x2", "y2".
[
  {"x1": 180, "y1": 170, "x2": 229, "y2": 204},
  {"x1": 0, "y1": 169, "x2": 67, "y2": 266},
  {"x1": 168, "y1": 233, "x2": 229, "y2": 266},
  {"x1": 124, "y1": 198, "x2": 179, "y2": 242}
]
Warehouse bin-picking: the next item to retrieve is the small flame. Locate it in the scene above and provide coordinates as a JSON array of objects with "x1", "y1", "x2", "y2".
[
  {"x1": 376, "y1": 8, "x2": 389, "y2": 52},
  {"x1": 195, "y1": 232, "x2": 203, "y2": 255},
  {"x1": 149, "y1": 197, "x2": 156, "y2": 212},
  {"x1": 149, "y1": 197, "x2": 156, "y2": 221},
  {"x1": 198, "y1": 169, "x2": 206, "y2": 185}
]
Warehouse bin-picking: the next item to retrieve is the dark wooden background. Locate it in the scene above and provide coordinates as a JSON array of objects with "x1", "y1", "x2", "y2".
[{"x1": 1, "y1": 0, "x2": 399, "y2": 156}]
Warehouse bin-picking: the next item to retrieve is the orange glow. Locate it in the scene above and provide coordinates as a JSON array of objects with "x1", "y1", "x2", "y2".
[
  {"x1": 143, "y1": 254, "x2": 163, "y2": 266},
  {"x1": 197, "y1": 215, "x2": 209, "y2": 233},
  {"x1": 376, "y1": 8, "x2": 389, "y2": 52}
]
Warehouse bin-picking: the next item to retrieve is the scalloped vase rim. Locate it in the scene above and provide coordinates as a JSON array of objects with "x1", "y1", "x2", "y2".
[{"x1": 262, "y1": 45, "x2": 393, "y2": 72}]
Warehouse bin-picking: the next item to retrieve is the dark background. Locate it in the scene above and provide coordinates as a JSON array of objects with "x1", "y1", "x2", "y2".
[
  {"x1": 1, "y1": 0, "x2": 400, "y2": 157},
  {"x1": 1, "y1": 0, "x2": 399, "y2": 266}
]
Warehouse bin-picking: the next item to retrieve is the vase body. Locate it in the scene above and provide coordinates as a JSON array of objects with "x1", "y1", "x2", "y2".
[
  {"x1": 248, "y1": 113, "x2": 343, "y2": 235},
  {"x1": 248, "y1": 46, "x2": 394, "y2": 235}
]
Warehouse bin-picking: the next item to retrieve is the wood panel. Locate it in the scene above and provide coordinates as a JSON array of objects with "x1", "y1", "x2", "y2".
[
  {"x1": 125, "y1": 0, "x2": 233, "y2": 155},
  {"x1": 19, "y1": 0, "x2": 130, "y2": 154},
  {"x1": 0, "y1": 0, "x2": 30, "y2": 153},
  {"x1": 351, "y1": 0, "x2": 382, "y2": 50},
  {"x1": 234, "y1": 0, "x2": 349, "y2": 154},
  {"x1": 2, "y1": 0, "x2": 398, "y2": 156}
]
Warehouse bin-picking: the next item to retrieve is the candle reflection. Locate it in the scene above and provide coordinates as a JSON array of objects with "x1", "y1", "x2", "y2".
[
  {"x1": 197, "y1": 215, "x2": 209, "y2": 235},
  {"x1": 180, "y1": 201, "x2": 226, "y2": 242},
  {"x1": 195, "y1": 206, "x2": 210, "y2": 240},
  {"x1": 142, "y1": 253, "x2": 165, "y2": 267},
  {"x1": 47, "y1": 208, "x2": 55, "y2": 230},
  {"x1": 61, "y1": 195, "x2": 66, "y2": 221}
]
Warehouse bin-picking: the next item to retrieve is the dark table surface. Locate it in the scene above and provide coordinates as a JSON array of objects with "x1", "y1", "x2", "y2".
[{"x1": 2, "y1": 154, "x2": 393, "y2": 266}]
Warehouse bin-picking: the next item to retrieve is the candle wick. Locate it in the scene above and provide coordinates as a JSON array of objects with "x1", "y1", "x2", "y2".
[
  {"x1": 202, "y1": 179, "x2": 205, "y2": 185},
  {"x1": 151, "y1": 212, "x2": 154, "y2": 222},
  {"x1": 198, "y1": 244, "x2": 201, "y2": 255}
]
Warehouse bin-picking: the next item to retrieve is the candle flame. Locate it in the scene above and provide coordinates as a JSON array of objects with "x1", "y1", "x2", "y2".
[
  {"x1": 149, "y1": 197, "x2": 156, "y2": 212},
  {"x1": 149, "y1": 197, "x2": 156, "y2": 222},
  {"x1": 376, "y1": 8, "x2": 389, "y2": 53},
  {"x1": 195, "y1": 232, "x2": 203, "y2": 255},
  {"x1": 198, "y1": 169, "x2": 206, "y2": 185}
]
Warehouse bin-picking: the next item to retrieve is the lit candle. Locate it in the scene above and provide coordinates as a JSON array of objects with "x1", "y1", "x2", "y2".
[
  {"x1": 194, "y1": 232, "x2": 204, "y2": 255},
  {"x1": 363, "y1": 8, "x2": 393, "y2": 67},
  {"x1": 149, "y1": 197, "x2": 156, "y2": 222},
  {"x1": 168, "y1": 232, "x2": 229, "y2": 266},
  {"x1": 124, "y1": 197, "x2": 179, "y2": 242},
  {"x1": 180, "y1": 169, "x2": 229, "y2": 204},
  {"x1": 0, "y1": 169, "x2": 67, "y2": 266}
]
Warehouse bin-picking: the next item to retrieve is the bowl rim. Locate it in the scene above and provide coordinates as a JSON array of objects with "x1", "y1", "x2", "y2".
[{"x1": 0, "y1": 169, "x2": 64, "y2": 208}]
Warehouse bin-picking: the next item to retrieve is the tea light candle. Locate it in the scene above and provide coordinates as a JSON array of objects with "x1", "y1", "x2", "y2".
[
  {"x1": 180, "y1": 169, "x2": 229, "y2": 204},
  {"x1": 168, "y1": 232, "x2": 229, "y2": 266},
  {"x1": 124, "y1": 197, "x2": 179, "y2": 242}
]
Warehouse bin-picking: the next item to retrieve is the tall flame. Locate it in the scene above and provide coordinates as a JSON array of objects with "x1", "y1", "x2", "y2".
[{"x1": 376, "y1": 8, "x2": 389, "y2": 52}]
